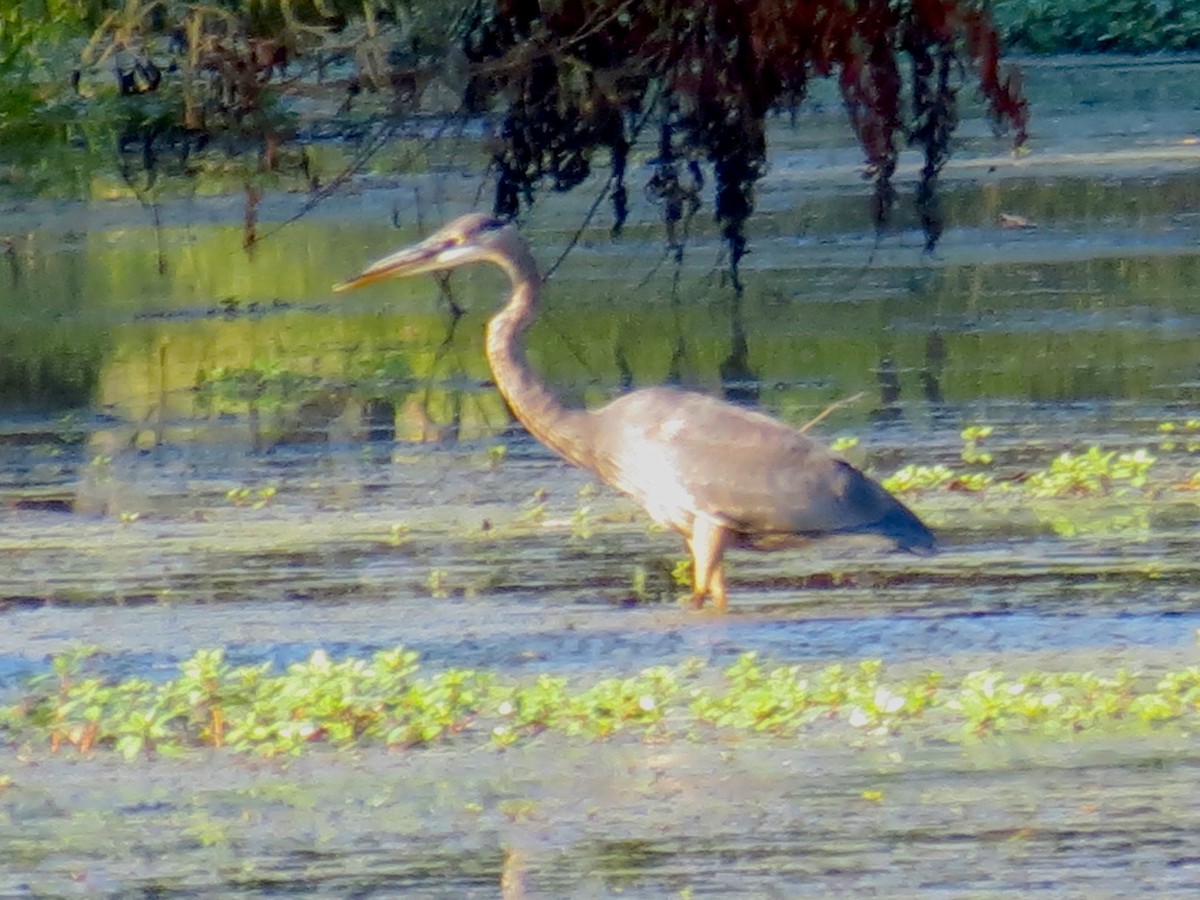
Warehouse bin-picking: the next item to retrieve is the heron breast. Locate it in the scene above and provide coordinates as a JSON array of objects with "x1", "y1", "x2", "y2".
[{"x1": 606, "y1": 439, "x2": 696, "y2": 532}]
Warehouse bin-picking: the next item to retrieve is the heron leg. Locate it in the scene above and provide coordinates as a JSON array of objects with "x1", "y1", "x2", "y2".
[
  {"x1": 710, "y1": 562, "x2": 728, "y2": 613},
  {"x1": 688, "y1": 517, "x2": 729, "y2": 612}
]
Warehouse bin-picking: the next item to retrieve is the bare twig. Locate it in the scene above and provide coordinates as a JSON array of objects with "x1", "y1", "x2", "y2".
[{"x1": 798, "y1": 392, "x2": 866, "y2": 433}]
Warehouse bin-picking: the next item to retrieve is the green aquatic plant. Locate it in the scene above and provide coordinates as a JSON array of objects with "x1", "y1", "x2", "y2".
[
  {"x1": 16, "y1": 645, "x2": 101, "y2": 753},
  {"x1": 490, "y1": 674, "x2": 572, "y2": 747},
  {"x1": 960, "y1": 425, "x2": 994, "y2": 465},
  {"x1": 387, "y1": 523, "x2": 411, "y2": 547},
  {"x1": 226, "y1": 485, "x2": 277, "y2": 509},
  {"x1": 628, "y1": 563, "x2": 660, "y2": 604},
  {"x1": 881, "y1": 463, "x2": 956, "y2": 494},
  {"x1": 427, "y1": 568, "x2": 450, "y2": 599},
  {"x1": 196, "y1": 364, "x2": 324, "y2": 414},
  {"x1": 945, "y1": 668, "x2": 1146, "y2": 738},
  {"x1": 1025, "y1": 447, "x2": 1155, "y2": 497},
  {"x1": 514, "y1": 488, "x2": 548, "y2": 526},
  {"x1": 952, "y1": 471, "x2": 995, "y2": 492},
  {"x1": 627, "y1": 558, "x2": 693, "y2": 605},
  {"x1": 670, "y1": 559, "x2": 693, "y2": 588},
  {"x1": 1129, "y1": 668, "x2": 1200, "y2": 723},
  {"x1": 562, "y1": 667, "x2": 680, "y2": 739},
  {"x1": 570, "y1": 503, "x2": 593, "y2": 541},
  {"x1": 690, "y1": 653, "x2": 819, "y2": 733},
  {"x1": 171, "y1": 648, "x2": 235, "y2": 750},
  {"x1": 629, "y1": 564, "x2": 650, "y2": 603},
  {"x1": 383, "y1": 666, "x2": 496, "y2": 747},
  {"x1": 876, "y1": 441, "x2": 1163, "y2": 502},
  {"x1": 1038, "y1": 505, "x2": 1152, "y2": 539},
  {"x1": 1157, "y1": 420, "x2": 1200, "y2": 453},
  {"x1": 691, "y1": 656, "x2": 939, "y2": 735},
  {"x1": 6, "y1": 648, "x2": 1200, "y2": 759},
  {"x1": 343, "y1": 352, "x2": 414, "y2": 397}
]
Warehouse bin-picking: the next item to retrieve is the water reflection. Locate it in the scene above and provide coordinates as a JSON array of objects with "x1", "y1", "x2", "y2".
[
  {"x1": 3, "y1": 738, "x2": 1199, "y2": 896},
  {"x1": 1, "y1": 180, "x2": 1199, "y2": 453}
]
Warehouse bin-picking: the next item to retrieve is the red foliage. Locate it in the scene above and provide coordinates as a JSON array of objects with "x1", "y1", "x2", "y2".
[{"x1": 464, "y1": 0, "x2": 1027, "y2": 274}]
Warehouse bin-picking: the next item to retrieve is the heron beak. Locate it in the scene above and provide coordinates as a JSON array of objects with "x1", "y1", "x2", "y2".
[{"x1": 333, "y1": 237, "x2": 455, "y2": 292}]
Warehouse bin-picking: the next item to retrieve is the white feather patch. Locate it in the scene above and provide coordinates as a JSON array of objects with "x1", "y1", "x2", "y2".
[{"x1": 613, "y1": 439, "x2": 696, "y2": 530}]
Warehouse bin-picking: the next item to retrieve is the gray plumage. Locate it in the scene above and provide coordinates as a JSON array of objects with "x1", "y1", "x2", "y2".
[{"x1": 336, "y1": 214, "x2": 934, "y2": 611}]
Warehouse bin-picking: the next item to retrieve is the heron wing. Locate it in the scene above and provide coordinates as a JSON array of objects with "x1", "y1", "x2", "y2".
[{"x1": 592, "y1": 387, "x2": 923, "y2": 541}]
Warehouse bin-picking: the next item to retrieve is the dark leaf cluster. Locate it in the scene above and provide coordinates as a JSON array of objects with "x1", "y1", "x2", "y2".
[{"x1": 463, "y1": 0, "x2": 1028, "y2": 272}]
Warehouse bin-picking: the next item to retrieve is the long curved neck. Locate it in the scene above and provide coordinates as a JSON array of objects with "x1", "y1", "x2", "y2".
[{"x1": 485, "y1": 265, "x2": 597, "y2": 471}]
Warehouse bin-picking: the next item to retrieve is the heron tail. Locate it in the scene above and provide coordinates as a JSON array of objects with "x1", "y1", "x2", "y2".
[{"x1": 866, "y1": 501, "x2": 936, "y2": 554}]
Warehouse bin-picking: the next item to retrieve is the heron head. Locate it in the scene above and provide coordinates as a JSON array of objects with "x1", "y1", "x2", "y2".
[{"x1": 333, "y1": 213, "x2": 516, "y2": 292}]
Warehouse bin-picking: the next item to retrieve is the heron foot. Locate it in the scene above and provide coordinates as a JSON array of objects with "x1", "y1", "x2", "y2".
[
  {"x1": 688, "y1": 575, "x2": 728, "y2": 612},
  {"x1": 711, "y1": 575, "x2": 728, "y2": 613},
  {"x1": 687, "y1": 518, "x2": 730, "y2": 613}
]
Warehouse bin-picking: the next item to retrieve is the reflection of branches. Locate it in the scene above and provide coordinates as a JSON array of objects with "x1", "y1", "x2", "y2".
[
  {"x1": 263, "y1": 105, "x2": 480, "y2": 246},
  {"x1": 659, "y1": 269, "x2": 685, "y2": 389},
  {"x1": 634, "y1": 156, "x2": 702, "y2": 293},
  {"x1": 3, "y1": 238, "x2": 17, "y2": 290},
  {"x1": 717, "y1": 287, "x2": 757, "y2": 406},
  {"x1": 873, "y1": 355, "x2": 903, "y2": 424},
  {"x1": 409, "y1": 192, "x2": 465, "y2": 318},
  {"x1": 114, "y1": 154, "x2": 168, "y2": 275},
  {"x1": 921, "y1": 331, "x2": 946, "y2": 406},
  {"x1": 417, "y1": 280, "x2": 468, "y2": 443},
  {"x1": 645, "y1": 163, "x2": 702, "y2": 263},
  {"x1": 243, "y1": 183, "x2": 261, "y2": 250},
  {"x1": 541, "y1": 80, "x2": 661, "y2": 281}
]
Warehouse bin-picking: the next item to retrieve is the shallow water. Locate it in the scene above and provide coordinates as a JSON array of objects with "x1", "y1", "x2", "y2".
[
  {"x1": 4, "y1": 740, "x2": 1200, "y2": 896},
  {"x1": 2, "y1": 55, "x2": 1200, "y2": 895}
]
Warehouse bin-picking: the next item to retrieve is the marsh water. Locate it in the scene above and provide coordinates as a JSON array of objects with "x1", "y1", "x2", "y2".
[{"x1": 2, "y1": 56, "x2": 1200, "y2": 895}]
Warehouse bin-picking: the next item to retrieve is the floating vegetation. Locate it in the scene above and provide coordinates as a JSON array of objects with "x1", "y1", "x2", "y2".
[
  {"x1": 3, "y1": 648, "x2": 1200, "y2": 760},
  {"x1": 196, "y1": 364, "x2": 325, "y2": 414},
  {"x1": 880, "y1": 426, "x2": 1167, "y2": 500},
  {"x1": 868, "y1": 428, "x2": 1184, "y2": 538},
  {"x1": 1157, "y1": 420, "x2": 1200, "y2": 453},
  {"x1": 427, "y1": 568, "x2": 451, "y2": 599},
  {"x1": 226, "y1": 485, "x2": 278, "y2": 509},
  {"x1": 882, "y1": 463, "x2": 958, "y2": 493},
  {"x1": 485, "y1": 444, "x2": 507, "y2": 469},
  {"x1": 1024, "y1": 447, "x2": 1156, "y2": 497},
  {"x1": 959, "y1": 425, "x2": 995, "y2": 465}
]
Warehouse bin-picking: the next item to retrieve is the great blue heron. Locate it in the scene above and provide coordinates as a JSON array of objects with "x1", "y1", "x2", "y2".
[{"x1": 335, "y1": 213, "x2": 934, "y2": 611}]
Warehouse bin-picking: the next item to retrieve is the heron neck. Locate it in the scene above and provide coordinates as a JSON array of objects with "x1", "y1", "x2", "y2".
[{"x1": 485, "y1": 281, "x2": 596, "y2": 470}]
